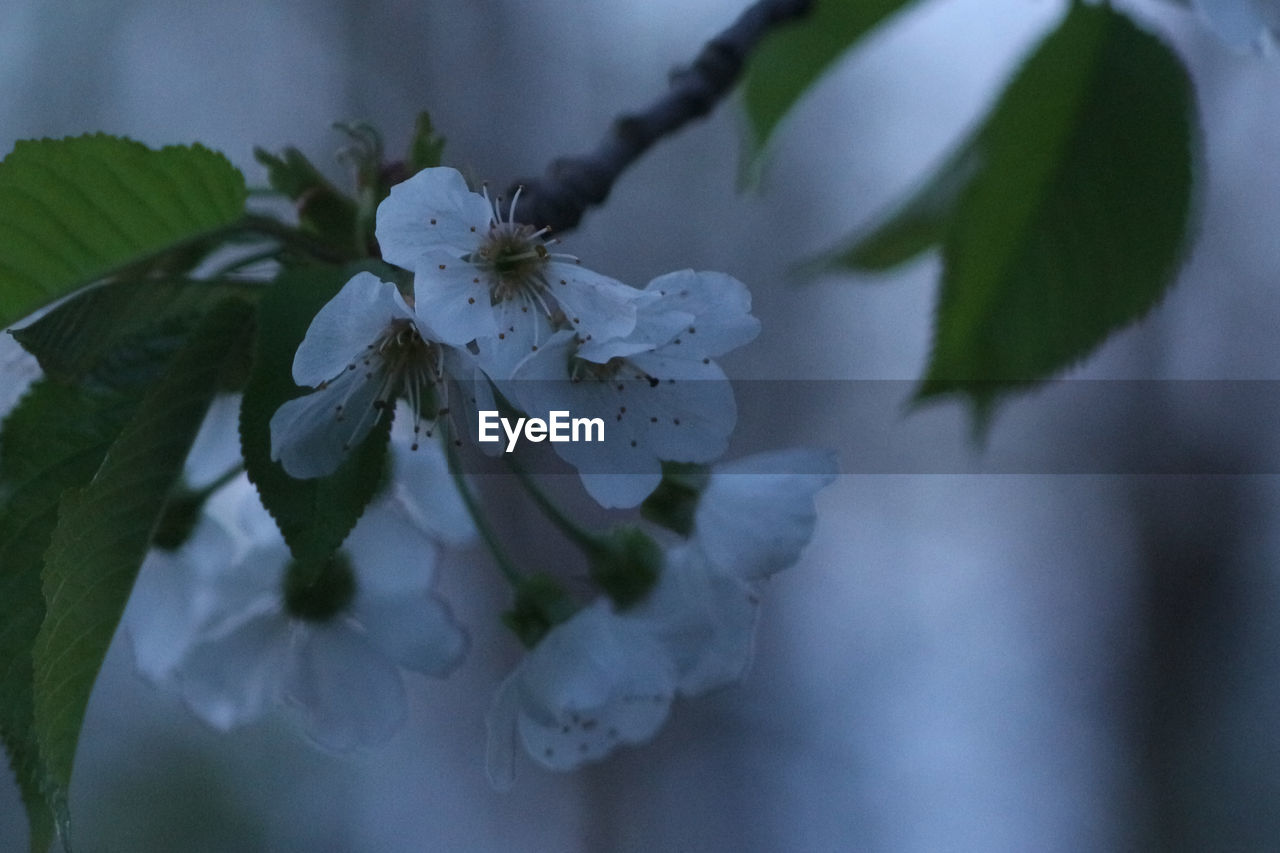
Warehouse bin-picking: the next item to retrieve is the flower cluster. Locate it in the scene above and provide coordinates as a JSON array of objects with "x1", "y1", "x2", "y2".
[
  {"x1": 129, "y1": 426, "x2": 471, "y2": 750},
  {"x1": 129, "y1": 166, "x2": 837, "y2": 781},
  {"x1": 485, "y1": 450, "x2": 837, "y2": 786}
]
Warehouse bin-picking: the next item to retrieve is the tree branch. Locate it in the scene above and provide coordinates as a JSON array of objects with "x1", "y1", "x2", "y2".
[{"x1": 508, "y1": 0, "x2": 814, "y2": 233}]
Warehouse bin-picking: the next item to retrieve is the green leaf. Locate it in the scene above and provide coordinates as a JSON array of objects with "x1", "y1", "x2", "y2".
[
  {"x1": 253, "y1": 146, "x2": 360, "y2": 258},
  {"x1": 240, "y1": 265, "x2": 390, "y2": 564},
  {"x1": 740, "y1": 0, "x2": 920, "y2": 182},
  {"x1": 828, "y1": 4, "x2": 1196, "y2": 418},
  {"x1": 0, "y1": 330, "x2": 191, "y2": 852},
  {"x1": 0, "y1": 134, "x2": 247, "y2": 331},
  {"x1": 30, "y1": 299, "x2": 253, "y2": 843},
  {"x1": 921, "y1": 3, "x2": 1196, "y2": 412},
  {"x1": 407, "y1": 111, "x2": 446, "y2": 174},
  {"x1": 10, "y1": 278, "x2": 257, "y2": 382},
  {"x1": 828, "y1": 139, "x2": 982, "y2": 273}
]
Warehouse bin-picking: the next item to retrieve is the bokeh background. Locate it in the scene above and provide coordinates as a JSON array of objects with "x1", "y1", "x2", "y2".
[{"x1": 3, "y1": 0, "x2": 1280, "y2": 849}]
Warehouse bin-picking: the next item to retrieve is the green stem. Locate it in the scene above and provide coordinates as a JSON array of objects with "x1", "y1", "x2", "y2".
[
  {"x1": 506, "y1": 458, "x2": 602, "y2": 554},
  {"x1": 445, "y1": 438, "x2": 524, "y2": 587},
  {"x1": 193, "y1": 464, "x2": 245, "y2": 501}
]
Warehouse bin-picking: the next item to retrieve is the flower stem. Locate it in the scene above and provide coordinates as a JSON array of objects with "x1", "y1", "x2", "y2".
[
  {"x1": 505, "y1": 458, "x2": 601, "y2": 554},
  {"x1": 194, "y1": 464, "x2": 245, "y2": 501},
  {"x1": 445, "y1": 438, "x2": 524, "y2": 587}
]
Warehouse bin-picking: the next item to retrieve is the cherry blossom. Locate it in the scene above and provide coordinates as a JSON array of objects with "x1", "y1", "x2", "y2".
[
  {"x1": 487, "y1": 269, "x2": 759, "y2": 507},
  {"x1": 486, "y1": 449, "x2": 837, "y2": 785},
  {"x1": 269, "y1": 271, "x2": 448, "y2": 479},
  {"x1": 127, "y1": 437, "x2": 471, "y2": 751},
  {"x1": 375, "y1": 166, "x2": 640, "y2": 349}
]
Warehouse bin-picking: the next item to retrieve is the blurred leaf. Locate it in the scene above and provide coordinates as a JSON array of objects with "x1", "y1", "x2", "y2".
[
  {"x1": 740, "y1": 0, "x2": 920, "y2": 182},
  {"x1": 253, "y1": 146, "x2": 360, "y2": 258},
  {"x1": 0, "y1": 325, "x2": 193, "y2": 852},
  {"x1": 918, "y1": 3, "x2": 1196, "y2": 414},
  {"x1": 828, "y1": 139, "x2": 982, "y2": 272},
  {"x1": 11, "y1": 278, "x2": 257, "y2": 383},
  {"x1": 407, "y1": 111, "x2": 446, "y2": 174},
  {"x1": 0, "y1": 135, "x2": 247, "y2": 331},
  {"x1": 239, "y1": 265, "x2": 390, "y2": 565},
  {"x1": 31, "y1": 299, "x2": 252, "y2": 844},
  {"x1": 825, "y1": 4, "x2": 1196, "y2": 419}
]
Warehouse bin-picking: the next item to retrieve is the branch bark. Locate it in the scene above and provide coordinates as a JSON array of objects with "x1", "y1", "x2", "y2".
[{"x1": 507, "y1": 0, "x2": 814, "y2": 233}]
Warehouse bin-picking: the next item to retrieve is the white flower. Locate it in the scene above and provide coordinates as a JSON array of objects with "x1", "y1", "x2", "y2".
[
  {"x1": 485, "y1": 449, "x2": 837, "y2": 786},
  {"x1": 1191, "y1": 0, "x2": 1279, "y2": 51},
  {"x1": 639, "y1": 449, "x2": 839, "y2": 694},
  {"x1": 269, "y1": 271, "x2": 447, "y2": 479},
  {"x1": 485, "y1": 600, "x2": 678, "y2": 789},
  {"x1": 127, "y1": 439, "x2": 471, "y2": 751},
  {"x1": 375, "y1": 166, "x2": 641, "y2": 349},
  {"x1": 488, "y1": 269, "x2": 760, "y2": 508}
]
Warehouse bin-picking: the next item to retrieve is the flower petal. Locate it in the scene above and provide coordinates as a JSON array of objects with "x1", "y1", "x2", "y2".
[
  {"x1": 544, "y1": 261, "x2": 640, "y2": 344},
  {"x1": 501, "y1": 602, "x2": 676, "y2": 774},
  {"x1": 637, "y1": 545, "x2": 761, "y2": 696},
  {"x1": 269, "y1": 366, "x2": 388, "y2": 479},
  {"x1": 413, "y1": 250, "x2": 501, "y2": 345},
  {"x1": 126, "y1": 518, "x2": 234, "y2": 682},
  {"x1": 284, "y1": 625, "x2": 408, "y2": 751},
  {"x1": 494, "y1": 601, "x2": 680, "y2": 773},
  {"x1": 342, "y1": 491, "x2": 440, "y2": 597},
  {"x1": 695, "y1": 449, "x2": 839, "y2": 580},
  {"x1": 642, "y1": 270, "x2": 760, "y2": 358},
  {"x1": 376, "y1": 166, "x2": 490, "y2": 267},
  {"x1": 385, "y1": 433, "x2": 476, "y2": 546},
  {"x1": 178, "y1": 607, "x2": 292, "y2": 732},
  {"x1": 292, "y1": 272, "x2": 413, "y2": 388},
  {"x1": 355, "y1": 592, "x2": 468, "y2": 677}
]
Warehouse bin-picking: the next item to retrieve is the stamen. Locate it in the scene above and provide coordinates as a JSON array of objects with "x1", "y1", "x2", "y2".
[{"x1": 509, "y1": 185, "x2": 524, "y2": 225}]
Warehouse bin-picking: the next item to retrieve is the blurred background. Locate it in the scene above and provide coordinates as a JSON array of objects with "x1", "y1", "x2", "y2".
[{"x1": 3, "y1": 0, "x2": 1280, "y2": 849}]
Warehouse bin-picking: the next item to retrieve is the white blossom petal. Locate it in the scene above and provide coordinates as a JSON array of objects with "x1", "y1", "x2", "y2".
[
  {"x1": 341, "y1": 492, "x2": 440, "y2": 598},
  {"x1": 637, "y1": 546, "x2": 761, "y2": 696},
  {"x1": 376, "y1": 166, "x2": 490, "y2": 266},
  {"x1": 625, "y1": 351, "x2": 737, "y2": 463},
  {"x1": 413, "y1": 249, "x2": 501, "y2": 345},
  {"x1": 269, "y1": 366, "x2": 387, "y2": 479},
  {"x1": 127, "y1": 517, "x2": 237, "y2": 682},
  {"x1": 179, "y1": 607, "x2": 293, "y2": 732},
  {"x1": 641, "y1": 270, "x2": 760, "y2": 358},
  {"x1": 355, "y1": 592, "x2": 467, "y2": 677},
  {"x1": 577, "y1": 470, "x2": 665, "y2": 509},
  {"x1": 695, "y1": 449, "x2": 839, "y2": 580},
  {"x1": 487, "y1": 601, "x2": 676, "y2": 782},
  {"x1": 385, "y1": 433, "x2": 476, "y2": 547},
  {"x1": 505, "y1": 332, "x2": 737, "y2": 507},
  {"x1": 486, "y1": 674, "x2": 523, "y2": 790},
  {"x1": 284, "y1": 625, "x2": 408, "y2": 752},
  {"x1": 543, "y1": 260, "x2": 640, "y2": 344},
  {"x1": 292, "y1": 272, "x2": 413, "y2": 388}
]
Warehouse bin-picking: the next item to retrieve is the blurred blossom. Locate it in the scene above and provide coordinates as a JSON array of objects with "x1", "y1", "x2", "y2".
[
  {"x1": 127, "y1": 429, "x2": 472, "y2": 751},
  {"x1": 486, "y1": 449, "x2": 837, "y2": 787}
]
